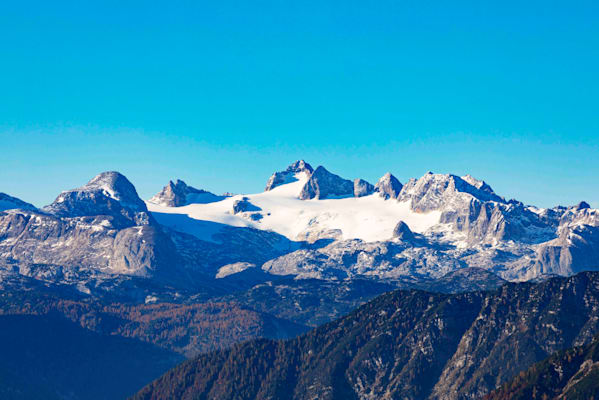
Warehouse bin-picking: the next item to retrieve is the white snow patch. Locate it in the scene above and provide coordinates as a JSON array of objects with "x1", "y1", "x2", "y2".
[{"x1": 147, "y1": 172, "x2": 441, "y2": 242}]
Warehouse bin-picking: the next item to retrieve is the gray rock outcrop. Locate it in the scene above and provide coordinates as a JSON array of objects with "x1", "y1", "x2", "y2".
[
  {"x1": 298, "y1": 166, "x2": 354, "y2": 200},
  {"x1": 149, "y1": 179, "x2": 225, "y2": 207},
  {"x1": 1, "y1": 171, "x2": 180, "y2": 278},
  {"x1": 43, "y1": 171, "x2": 149, "y2": 228},
  {"x1": 374, "y1": 172, "x2": 402, "y2": 199},
  {"x1": 353, "y1": 179, "x2": 374, "y2": 197},
  {"x1": 392, "y1": 221, "x2": 414, "y2": 241},
  {"x1": 232, "y1": 198, "x2": 261, "y2": 214}
]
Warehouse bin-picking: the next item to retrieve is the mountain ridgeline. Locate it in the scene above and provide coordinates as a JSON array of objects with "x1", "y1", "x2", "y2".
[
  {"x1": 2, "y1": 161, "x2": 598, "y2": 303},
  {"x1": 133, "y1": 272, "x2": 599, "y2": 400}
]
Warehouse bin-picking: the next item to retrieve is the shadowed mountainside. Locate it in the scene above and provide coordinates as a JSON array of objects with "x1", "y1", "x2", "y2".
[{"x1": 133, "y1": 272, "x2": 599, "y2": 400}]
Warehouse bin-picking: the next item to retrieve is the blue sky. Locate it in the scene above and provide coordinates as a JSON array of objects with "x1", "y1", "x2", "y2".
[{"x1": 1, "y1": 1, "x2": 598, "y2": 208}]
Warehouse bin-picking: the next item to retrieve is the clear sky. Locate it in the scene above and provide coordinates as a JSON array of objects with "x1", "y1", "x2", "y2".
[{"x1": 1, "y1": 1, "x2": 598, "y2": 208}]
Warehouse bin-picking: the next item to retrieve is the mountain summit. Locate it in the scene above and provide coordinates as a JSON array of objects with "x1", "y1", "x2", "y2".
[
  {"x1": 298, "y1": 165, "x2": 355, "y2": 200},
  {"x1": 265, "y1": 160, "x2": 314, "y2": 191},
  {"x1": 149, "y1": 179, "x2": 225, "y2": 207},
  {"x1": 44, "y1": 171, "x2": 148, "y2": 224},
  {"x1": 374, "y1": 172, "x2": 403, "y2": 199}
]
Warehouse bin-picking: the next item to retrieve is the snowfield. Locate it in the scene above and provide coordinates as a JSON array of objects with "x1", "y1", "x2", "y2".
[{"x1": 147, "y1": 172, "x2": 442, "y2": 243}]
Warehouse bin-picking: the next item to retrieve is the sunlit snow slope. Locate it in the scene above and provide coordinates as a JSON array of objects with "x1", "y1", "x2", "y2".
[{"x1": 147, "y1": 172, "x2": 441, "y2": 243}]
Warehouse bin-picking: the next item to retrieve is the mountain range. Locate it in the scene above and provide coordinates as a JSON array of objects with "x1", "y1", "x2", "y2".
[
  {"x1": 1, "y1": 161, "x2": 598, "y2": 326},
  {"x1": 3, "y1": 160, "x2": 597, "y2": 291},
  {"x1": 1, "y1": 161, "x2": 598, "y2": 399}
]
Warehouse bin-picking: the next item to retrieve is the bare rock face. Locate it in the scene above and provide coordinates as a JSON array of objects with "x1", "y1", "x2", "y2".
[
  {"x1": 0, "y1": 193, "x2": 37, "y2": 212},
  {"x1": 374, "y1": 172, "x2": 403, "y2": 199},
  {"x1": 265, "y1": 160, "x2": 313, "y2": 191},
  {"x1": 110, "y1": 225, "x2": 181, "y2": 277},
  {"x1": 299, "y1": 166, "x2": 354, "y2": 200},
  {"x1": 392, "y1": 221, "x2": 414, "y2": 241},
  {"x1": 399, "y1": 172, "x2": 505, "y2": 212},
  {"x1": 397, "y1": 172, "x2": 554, "y2": 246},
  {"x1": 353, "y1": 178, "x2": 374, "y2": 197},
  {"x1": 149, "y1": 179, "x2": 224, "y2": 207},
  {"x1": 535, "y1": 224, "x2": 599, "y2": 276}
]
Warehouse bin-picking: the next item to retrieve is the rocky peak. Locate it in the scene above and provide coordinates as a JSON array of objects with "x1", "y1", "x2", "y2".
[
  {"x1": 265, "y1": 160, "x2": 314, "y2": 191},
  {"x1": 298, "y1": 166, "x2": 354, "y2": 200},
  {"x1": 399, "y1": 172, "x2": 504, "y2": 212},
  {"x1": 149, "y1": 180, "x2": 187, "y2": 207},
  {"x1": 149, "y1": 179, "x2": 223, "y2": 207},
  {"x1": 353, "y1": 179, "x2": 374, "y2": 197},
  {"x1": 576, "y1": 201, "x2": 591, "y2": 210},
  {"x1": 85, "y1": 171, "x2": 147, "y2": 211},
  {"x1": 392, "y1": 221, "x2": 414, "y2": 240},
  {"x1": 286, "y1": 160, "x2": 313, "y2": 174},
  {"x1": 461, "y1": 174, "x2": 496, "y2": 195},
  {"x1": 374, "y1": 172, "x2": 403, "y2": 200},
  {"x1": 0, "y1": 193, "x2": 37, "y2": 212},
  {"x1": 43, "y1": 171, "x2": 149, "y2": 225}
]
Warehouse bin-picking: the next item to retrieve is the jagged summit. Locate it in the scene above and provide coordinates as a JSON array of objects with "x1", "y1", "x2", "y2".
[
  {"x1": 287, "y1": 160, "x2": 313, "y2": 174},
  {"x1": 149, "y1": 179, "x2": 224, "y2": 207},
  {"x1": 399, "y1": 172, "x2": 505, "y2": 212},
  {"x1": 0, "y1": 193, "x2": 37, "y2": 212},
  {"x1": 269, "y1": 161, "x2": 376, "y2": 200},
  {"x1": 265, "y1": 160, "x2": 314, "y2": 191},
  {"x1": 374, "y1": 172, "x2": 403, "y2": 200},
  {"x1": 298, "y1": 165, "x2": 354, "y2": 200}
]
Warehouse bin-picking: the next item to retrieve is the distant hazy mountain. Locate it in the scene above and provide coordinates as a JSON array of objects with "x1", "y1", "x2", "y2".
[
  {"x1": 132, "y1": 272, "x2": 599, "y2": 400},
  {"x1": 0, "y1": 192, "x2": 36, "y2": 212}
]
